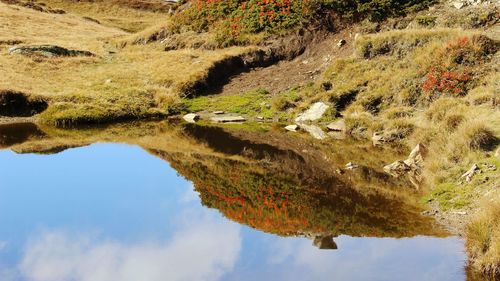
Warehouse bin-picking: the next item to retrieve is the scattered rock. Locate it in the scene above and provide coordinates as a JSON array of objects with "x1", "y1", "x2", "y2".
[
  {"x1": 104, "y1": 79, "x2": 113, "y2": 84},
  {"x1": 383, "y1": 143, "x2": 427, "y2": 188},
  {"x1": 460, "y1": 164, "x2": 480, "y2": 182},
  {"x1": 326, "y1": 120, "x2": 346, "y2": 132},
  {"x1": 485, "y1": 164, "x2": 497, "y2": 171},
  {"x1": 285, "y1": 124, "x2": 300, "y2": 132},
  {"x1": 422, "y1": 209, "x2": 438, "y2": 216},
  {"x1": 345, "y1": 162, "x2": 359, "y2": 170},
  {"x1": 183, "y1": 113, "x2": 200, "y2": 123},
  {"x1": 404, "y1": 143, "x2": 427, "y2": 168},
  {"x1": 337, "y1": 39, "x2": 346, "y2": 48},
  {"x1": 213, "y1": 111, "x2": 225, "y2": 115},
  {"x1": 256, "y1": 116, "x2": 264, "y2": 121},
  {"x1": 383, "y1": 160, "x2": 411, "y2": 176},
  {"x1": 295, "y1": 102, "x2": 330, "y2": 122},
  {"x1": 210, "y1": 116, "x2": 246, "y2": 123},
  {"x1": 495, "y1": 148, "x2": 500, "y2": 158},
  {"x1": 300, "y1": 124, "x2": 328, "y2": 140},
  {"x1": 452, "y1": 1, "x2": 466, "y2": 9},
  {"x1": 8, "y1": 45, "x2": 94, "y2": 58},
  {"x1": 452, "y1": 211, "x2": 468, "y2": 216}
]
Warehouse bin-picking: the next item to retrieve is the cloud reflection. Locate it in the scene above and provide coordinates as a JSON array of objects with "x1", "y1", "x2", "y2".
[
  {"x1": 264, "y1": 236, "x2": 465, "y2": 281},
  {"x1": 17, "y1": 212, "x2": 241, "y2": 281}
]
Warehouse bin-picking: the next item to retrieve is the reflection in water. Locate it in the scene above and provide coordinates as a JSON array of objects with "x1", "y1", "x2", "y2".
[
  {"x1": 0, "y1": 121, "x2": 470, "y2": 280},
  {"x1": 313, "y1": 235, "x2": 338, "y2": 250}
]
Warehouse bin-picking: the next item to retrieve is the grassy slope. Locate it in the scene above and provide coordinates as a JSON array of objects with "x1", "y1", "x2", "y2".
[{"x1": 0, "y1": 2, "x2": 253, "y2": 124}]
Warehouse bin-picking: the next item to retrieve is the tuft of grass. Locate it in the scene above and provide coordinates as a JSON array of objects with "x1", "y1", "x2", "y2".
[
  {"x1": 354, "y1": 28, "x2": 465, "y2": 59},
  {"x1": 466, "y1": 197, "x2": 500, "y2": 278}
]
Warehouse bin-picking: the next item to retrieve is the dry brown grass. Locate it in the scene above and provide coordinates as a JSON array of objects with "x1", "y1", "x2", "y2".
[
  {"x1": 41, "y1": 0, "x2": 171, "y2": 32},
  {"x1": 0, "y1": 2, "x2": 254, "y2": 124},
  {"x1": 466, "y1": 195, "x2": 500, "y2": 278}
]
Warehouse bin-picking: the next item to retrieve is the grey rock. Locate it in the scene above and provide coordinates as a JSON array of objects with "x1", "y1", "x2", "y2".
[
  {"x1": 404, "y1": 143, "x2": 427, "y2": 167},
  {"x1": 383, "y1": 160, "x2": 411, "y2": 177},
  {"x1": 211, "y1": 116, "x2": 246, "y2": 123},
  {"x1": 8, "y1": 45, "x2": 94, "y2": 58},
  {"x1": 300, "y1": 124, "x2": 328, "y2": 140},
  {"x1": 285, "y1": 124, "x2": 300, "y2": 132},
  {"x1": 213, "y1": 111, "x2": 225, "y2": 115},
  {"x1": 326, "y1": 120, "x2": 346, "y2": 132},
  {"x1": 337, "y1": 39, "x2": 347, "y2": 47},
  {"x1": 295, "y1": 102, "x2": 330, "y2": 122},
  {"x1": 183, "y1": 113, "x2": 200, "y2": 123},
  {"x1": 460, "y1": 164, "x2": 480, "y2": 182}
]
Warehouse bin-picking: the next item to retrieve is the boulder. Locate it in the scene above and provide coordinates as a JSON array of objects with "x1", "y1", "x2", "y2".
[
  {"x1": 210, "y1": 116, "x2": 246, "y2": 123},
  {"x1": 295, "y1": 102, "x2": 330, "y2": 122},
  {"x1": 183, "y1": 113, "x2": 200, "y2": 123},
  {"x1": 326, "y1": 120, "x2": 346, "y2": 132},
  {"x1": 404, "y1": 143, "x2": 427, "y2": 167},
  {"x1": 300, "y1": 124, "x2": 328, "y2": 140},
  {"x1": 8, "y1": 45, "x2": 94, "y2": 58},
  {"x1": 384, "y1": 160, "x2": 411, "y2": 177},
  {"x1": 285, "y1": 124, "x2": 300, "y2": 132}
]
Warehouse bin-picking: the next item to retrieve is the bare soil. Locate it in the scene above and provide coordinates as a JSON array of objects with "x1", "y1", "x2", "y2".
[{"x1": 218, "y1": 28, "x2": 356, "y2": 96}]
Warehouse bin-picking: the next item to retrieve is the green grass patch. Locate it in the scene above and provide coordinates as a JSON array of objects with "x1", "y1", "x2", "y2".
[
  {"x1": 423, "y1": 182, "x2": 473, "y2": 211},
  {"x1": 182, "y1": 89, "x2": 299, "y2": 120}
]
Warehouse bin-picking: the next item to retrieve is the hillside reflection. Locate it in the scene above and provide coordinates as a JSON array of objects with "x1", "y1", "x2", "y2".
[{"x1": 1, "y1": 121, "x2": 446, "y2": 242}]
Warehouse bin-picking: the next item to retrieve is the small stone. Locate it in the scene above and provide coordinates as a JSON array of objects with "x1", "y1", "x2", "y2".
[
  {"x1": 337, "y1": 39, "x2": 347, "y2": 48},
  {"x1": 210, "y1": 116, "x2": 246, "y2": 123},
  {"x1": 105, "y1": 79, "x2": 113, "y2": 84},
  {"x1": 460, "y1": 164, "x2": 480, "y2": 182},
  {"x1": 213, "y1": 111, "x2": 225, "y2": 115},
  {"x1": 183, "y1": 113, "x2": 200, "y2": 123},
  {"x1": 300, "y1": 124, "x2": 328, "y2": 140},
  {"x1": 295, "y1": 102, "x2": 330, "y2": 122},
  {"x1": 495, "y1": 148, "x2": 500, "y2": 158},
  {"x1": 452, "y1": 1, "x2": 465, "y2": 9},
  {"x1": 384, "y1": 160, "x2": 411, "y2": 177},
  {"x1": 256, "y1": 116, "x2": 264, "y2": 121},
  {"x1": 285, "y1": 124, "x2": 300, "y2": 132},
  {"x1": 345, "y1": 162, "x2": 359, "y2": 170},
  {"x1": 326, "y1": 120, "x2": 346, "y2": 132}
]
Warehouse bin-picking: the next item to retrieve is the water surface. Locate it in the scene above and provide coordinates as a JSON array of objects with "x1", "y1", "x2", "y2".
[{"x1": 0, "y1": 122, "x2": 469, "y2": 281}]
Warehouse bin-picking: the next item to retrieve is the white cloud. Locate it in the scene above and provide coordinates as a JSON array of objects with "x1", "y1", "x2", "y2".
[
  {"x1": 266, "y1": 236, "x2": 466, "y2": 281},
  {"x1": 179, "y1": 184, "x2": 201, "y2": 204},
  {"x1": 18, "y1": 212, "x2": 241, "y2": 281},
  {"x1": 0, "y1": 241, "x2": 7, "y2": 251}
]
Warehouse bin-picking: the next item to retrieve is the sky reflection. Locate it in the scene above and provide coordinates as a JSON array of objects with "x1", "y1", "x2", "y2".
[{"x1": 0, "y1": 143, "x2": 467, "y2": 281}]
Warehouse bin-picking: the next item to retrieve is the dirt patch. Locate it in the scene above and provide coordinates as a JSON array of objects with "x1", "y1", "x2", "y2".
[
  {"x1": 184, "y1": 28, "x2": 355, "y2": 97},
  {"x1": 217, "y1": 28, "x2": 356, "y2": 96},
  {"x1": 0, "y1": 90, "x2": 48, "y2": 117}
]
